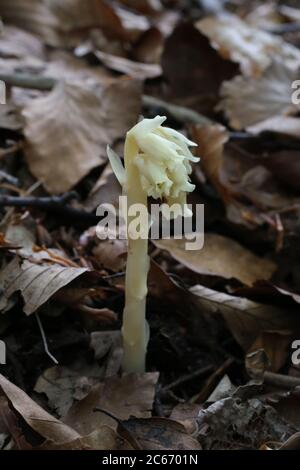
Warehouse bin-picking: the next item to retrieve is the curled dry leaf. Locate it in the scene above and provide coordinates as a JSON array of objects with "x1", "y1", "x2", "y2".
[
  {"x1": 64, "y1": 373, "x2": 159, "y2": 435},
  {"x1": 0, "y1": 373, "x2": 80, "y2": 445},
  {"x1": 248, "y1": 115, "x2": 300, "y2": 139},
  {"x1": 190, "y1": 284, "x2": 300, "y2": 350},
  {"x1": 154, "y1": 233, "x2": 276, "y2": 286},
  {"x1": 0, "y1": 257, "x2": 88, "y2": 315},
  {"x1": 95, "y1": 50, "x2": 162, "y2": 79},
  {"x1": 218, "y1": 60, "x2": 300, "y2": 130},
  {"x1": 196, "y1": 14, "x2": 300, "y2": 77},
  {"x1": 23, "y1": 77, "x2": 141, "y2": 194},
  {"x1": 0, "y1": 25, "x2": 45, "y2": 60}
]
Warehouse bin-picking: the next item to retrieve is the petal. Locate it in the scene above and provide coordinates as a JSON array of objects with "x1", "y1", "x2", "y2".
[{"x1": 107, "y1": 145, "x2": 126, "y2": 186}]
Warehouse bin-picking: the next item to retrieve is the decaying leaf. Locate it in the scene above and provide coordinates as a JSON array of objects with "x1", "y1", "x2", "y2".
[
  {"x1": 190, "y1": 284, "x2": 300, "y2": 350},
  {"x1": 196, "y1": 13, "x2": 300, "y2": 76},
  {"x1": 248, "y1": 115, "x2": 300, "y2": 139},
  {"x1": 0, "y1": 0, "x2": 151, "y2": 47},
  {"x1": 40, "y1": 426, "x2": 134, "y2": 450},
  {"x1": 197, "y1": 394, "x2": 296, "y2": 449},
  {"x1": 0, "y1": 25, "x2": 45, "y2": 60},
  {"x1": 154, "y1": 233, "x2": 276, "y2": 286},
  {"x1": 23, "y1": 77, "x2": 141, "y2": 194},
  {"x1": 0, "y1": 373, "x2": 80, "y2": 444},
  {"x1": 0, "y1": 257, "x2": 89, "y2": 315},
  {"x1": 94, "y1": 50, "x2": 162, "y2": 79},
  {"x1": 64, "y1": 373, "x2": 159, "y2": 435},
  {"x1": 218, "y1": 60, "x2": 300, "y2": 129},
  {"x1": 34, "y1": 361, "x2": 104, "y2": 417},
  {"x1": 161, "y1": 23, "x2": 238, "y2": 115},
  {"x1": 123, "y1": 417, "x2": 202, "y2": 450}
]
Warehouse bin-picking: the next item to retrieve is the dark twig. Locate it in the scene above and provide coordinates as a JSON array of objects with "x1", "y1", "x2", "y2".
[
  {"x1": 0, "y1": 192, "x2": 100, "y2": 226},
  {"x1": 163, "y1": 364, "x2": 213, "y2": 392}
]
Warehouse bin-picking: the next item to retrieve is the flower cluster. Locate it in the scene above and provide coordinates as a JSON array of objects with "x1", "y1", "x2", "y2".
[
  {"x1": 107, "y1": 116, "x2": 199, "y2": 215},
  {"x1": 128, "y1": 116, "x2": 198, "y2": 204}
]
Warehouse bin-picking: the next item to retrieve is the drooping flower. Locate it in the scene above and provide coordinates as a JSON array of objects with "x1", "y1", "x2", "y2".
[{"x1": 107, "y1": 116, "x2": 199, "y2": 215}]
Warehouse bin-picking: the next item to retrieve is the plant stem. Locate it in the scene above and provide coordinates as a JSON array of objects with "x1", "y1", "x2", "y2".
[{"x1": 122, "y1": 135, "x2": 149, "y2": 373}]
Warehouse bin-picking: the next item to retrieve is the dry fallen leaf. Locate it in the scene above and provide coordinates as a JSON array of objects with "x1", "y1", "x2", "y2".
[
  {"x1": 192, "y1": 123, "x2": 232, "y2": 202},
  {"x1": 64, "y1": 373, "x2": 159, "y2": 435},
  {"x1": 0, "y1": 0, "x2": 150, "y2": 47},
  {"x1": 190, "y1": 284, "x2": 300, "y2": 350},
  {"x1": 85, "y1": 164, "x2": 122, "y2": 211},
  {"x1": 161, "y1": 23, "x2": 238, "y2": 115},
  {"x1": 117, "y1": 0, "x2": 163, "y2": 15},
  {"x1": 218, "y1": 59, "x2": 299, "y2": 129},
  {"x1": 95, "y1": 49, "x2": 162, "y2": 79},
  {"x1": 154, "y1": 233, "x2": 276, "y2": 286},
  {"x1": 0, "y1": 0, "x2": 61, "y2": 46},
  {"x1": 248, "y1": 115, "x2": 300, "y2": 139},
  {"x1": 0, "y1": 257, "x2": 89, "y2": 315},
  {"x1": 0, "y1": 373, "x2": 80, "y2": 444},
  {"x1": 196, "y1": 13, "x2": 300, "y2": 76},
  {"x1": 23, "y1": 77, "x2": 141, "y2": 194},
  {"x1": 0, "y1": 24, "x2": 45, "y2": 60},
  {"x1": 124, "y1": 417, "x2": 202, "y2": 450},
  {"x1": 40, "y1": 426, "x2": 134, "y2": 450}
]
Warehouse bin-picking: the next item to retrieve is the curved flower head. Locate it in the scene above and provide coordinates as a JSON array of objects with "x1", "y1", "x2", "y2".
[{"x1": 107, "y1": 116, "x2": 199, "y2": 215}]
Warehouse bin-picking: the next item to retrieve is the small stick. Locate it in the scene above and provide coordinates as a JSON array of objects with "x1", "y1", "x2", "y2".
[
  {"x1": 0, "y1": 193, "x2": 100, "y2": 226},
  {"x1": 264, "y1": 371, "x2": 300, "y2": 389},
  {"x1": 35, "y1": 313, "x2": 59, "y2": 365},
  {"x1": 163, "y1": 364, "x2": 213, "y2": 392}
]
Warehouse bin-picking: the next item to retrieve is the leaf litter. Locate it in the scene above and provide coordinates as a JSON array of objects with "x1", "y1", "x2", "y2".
[{"x1": 1, "y1": 0, "x2": 300, "y2": 451}]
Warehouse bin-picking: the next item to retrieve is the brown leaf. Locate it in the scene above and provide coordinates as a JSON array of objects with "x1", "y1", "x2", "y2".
[
  {"x1": 248, "y1": 115, "x2": 300, "y2": 139},
  {"x1": 0, "y1": 24, "x2": 45, "y2": 60},
  {"x1": 218, "y1": 60, "x2": 299, "y2": 130},
  {"x1": 93, "y1": 239, "x2": 127, "y2": 273},
  {"x1": 154, "y1": 233, "x2": 276, "y2": 286},
  {"x1": 34, "y1": 362, "x2": 104, "y2": 418},
  {"x1": 64, "y1": 373, "x2": 159, "y2": 435},
  {"x1": 0, "y1": 373, "x2": 80, "y2": 444},
  {"x1": 192, "y1": 123, "x2": 232, "y2": 202},
  {"x1": 0, "y1": 0, "x2": 149, "y2": 47},
  {"x1": 190, "y1": 284, "x2": 300, "y2": 350},
  {"x1": 196, "y1": 13, "x2": 300, "y2": 77},
  {"x1": 123, "y1": 417, "x2": 202, "y2": 450},
  {"x1": 0, "y1": 257, "x2": 89, "y2": 315},
  {"x1": 95, "y1": 50, "x2": 162, "y2": 79},
  {"x1": 40, "y1": 426, "x2": 134, "y2": 450},
  {"x1": 0, "y1": 0, "x2": 61, "y2": 46},
  {"x1": 85, "y1": 164, "x2": 122, "y2": 211},
  {"x1": 117, "y1": 0, "x2": 163, "y2": 15},
  {"x1": 161, "y1": 23, "x2": 238, "y2": 115},
  {"x1": 23, "y1": 77, "x2": 141, "y2": 194},
  {"x1": 248, "y1": 331, "x2": 293, "y2": 373}
]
